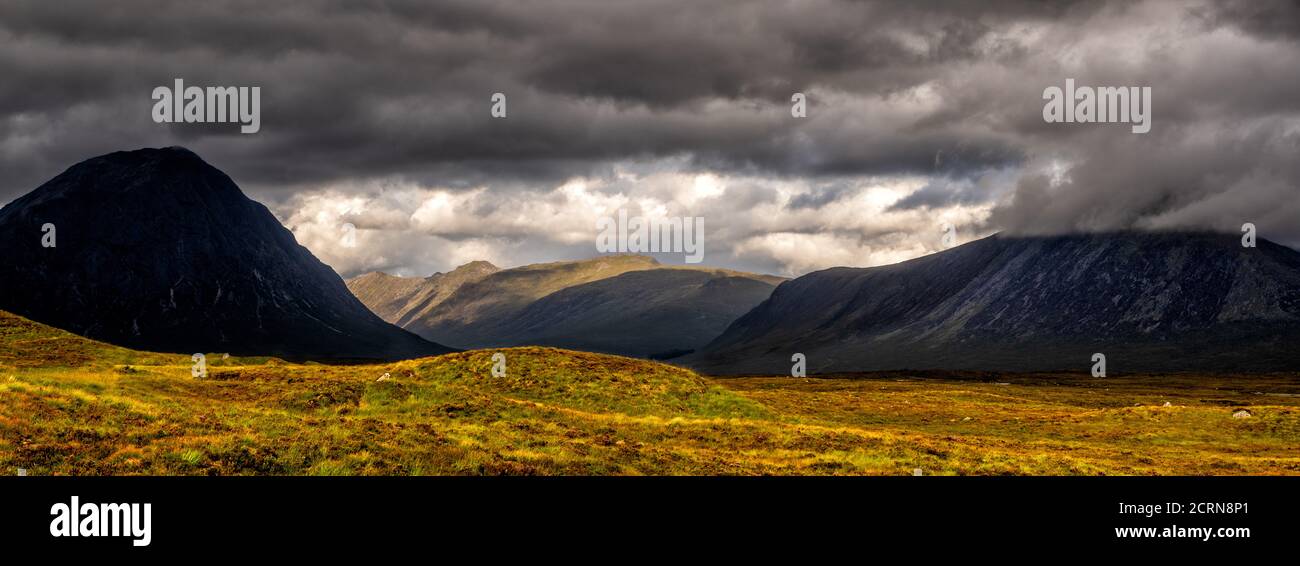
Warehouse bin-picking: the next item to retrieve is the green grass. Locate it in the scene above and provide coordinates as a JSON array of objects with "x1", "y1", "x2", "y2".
[{"x1": 1, "y1": 310, "x2": 1298, "y2": 475}]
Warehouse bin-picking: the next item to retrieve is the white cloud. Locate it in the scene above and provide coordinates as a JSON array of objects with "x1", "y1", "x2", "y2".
[{"x1": 277, "y1": 162, "x2": 996, "y2": 279}]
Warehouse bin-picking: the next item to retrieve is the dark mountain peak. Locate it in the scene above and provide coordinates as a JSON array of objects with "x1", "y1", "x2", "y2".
[
  {"x1": 0, "y1": 148, "x2": 449, "y2": 360},
  {"x1": 110, "y1": 145, "x2": 203, "y2": 163},
  {"x1": 28, "y1": 146, "x2": 235, "y2": 201}
]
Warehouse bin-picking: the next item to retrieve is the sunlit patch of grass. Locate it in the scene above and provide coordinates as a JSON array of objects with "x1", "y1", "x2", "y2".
[
  {"x1": 177, "y1": 449, "x2": 203, "y2": 466},
  {"x1": 309, "y1": 460, "x2": 352, "y2": 476}
]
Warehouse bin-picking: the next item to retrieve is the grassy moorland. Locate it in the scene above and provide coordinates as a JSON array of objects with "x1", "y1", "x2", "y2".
[{"x1": 1, "y1": 309, "x2": 1297, "y2": 475}]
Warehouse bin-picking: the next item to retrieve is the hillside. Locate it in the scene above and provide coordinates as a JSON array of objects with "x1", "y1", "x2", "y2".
[
  {"x1": 393, "y1": 255, "x2": 664, "y2": 348},
  {"x1": 352, "y1": 255, "x2": 782, "y2": 357},
  {"x1": 3, "y1": 307, "x2": 1298, "y2": 476},
  {"x1": 0, "y1": 309, "x2": 179, "y2": 368},
  {"x1": 689, "y1": 231, "x2": 1300, "y2": 374},
  {"x1": 343, "y1": 272, "x2": 429, "y2": 322},
  {"x1": 346, "y1": 261, "x2": 500, "y2": 326},
  {"x1": 505, "y1": 268, "x2": 778, "y2": 358},
  {"x1": 0, "y1": 147, "x2": 448, "y2": 361}
]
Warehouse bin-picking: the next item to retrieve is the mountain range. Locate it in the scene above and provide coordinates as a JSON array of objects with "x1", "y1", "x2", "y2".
[
  {"x1": 347, "y1": 256, "x2": 784, "y2": 358},
  {"x1": 4, "y1": 147, "x2": 1298, "y2": 374},
  {"x1": 0, "y1": 147, "x2": 449, "y2": 361},
  {"x1": 686, "y1": 231, "x2": 1300, "y2": 374}
]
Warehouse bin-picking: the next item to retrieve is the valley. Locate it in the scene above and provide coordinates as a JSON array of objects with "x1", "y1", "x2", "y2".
[
  {"x1": 2, "y1": 148, "x2": 1298, "y2": 477},
  {"x1": 348, "y1": 255, "x2": 783, "y2": 357}
]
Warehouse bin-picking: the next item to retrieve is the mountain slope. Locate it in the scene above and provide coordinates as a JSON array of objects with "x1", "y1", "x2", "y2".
[
  {"x1": 344, "y1": 272, "x2": 429, "y2": 322},
  {"x1": 346, "y1": 260, "x2": 499, "y2": 326},
  {"x1": 688, "y1": 232, "x2": 1300, "y2": 374},
  {"x1": 501, "y1": 268, "x2": 779, "y2": 358},
  {"x1": 0, "y1": 147, "x2": 450, "y2": 361},
  {"x1": 391, "y1": 255, "x2": 659, "y2": 348},
  {"x1": 366, "y1": 255, "x2": 782, "y2": 357},
  {"x1": 0, "y1": 308, "x2": 173, "y2": 368}
]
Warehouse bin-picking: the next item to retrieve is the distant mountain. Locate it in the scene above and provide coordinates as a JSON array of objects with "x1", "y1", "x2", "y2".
[
  {"x1": 687, "y1": 232, "x2": 1300, "y2": 374},
  {"x1": 346, "y1": 260, "x2": 499, "y2": 326},
  {"x1": 502, "y1": 268, "x2": 780, "y2": 358},
  {"x1": 349, "y1": 255, "x2": 783, "y2": 358},
  {"x1": 0, "y1": 147, "x2": 450, "y2": 361},
  {"x1": 344, "y1": 272, "x2": 427, "y2": 322}
]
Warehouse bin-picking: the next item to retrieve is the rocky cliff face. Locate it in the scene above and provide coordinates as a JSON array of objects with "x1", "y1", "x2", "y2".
[
  {"x1": 688, "y1": 232, "x2": 1300, "y2": 374},
  {"x1": 0, "y1": 147, "x2": 450, "y2": 360}
]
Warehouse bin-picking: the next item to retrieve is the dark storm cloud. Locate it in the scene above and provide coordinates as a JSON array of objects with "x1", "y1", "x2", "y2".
[
  {"x1": 788, "y1": 181, "x2": 856, "y2": 210},
  {"x1": 0, "y1": 0, "x2": 1087, "y2": 200},
  {"x1": 1, "y1": 0, "x2": 1298, "y2": 263},
  {"x1": 890, "y1": 167, "x2": 1018, "y2": 211},
  {"x1": 984, "y1": 0, "x2": 1300, "y2": 247},
  {"x1": 1198, "y1": 0, "x2": 1300, "y2": 41}
]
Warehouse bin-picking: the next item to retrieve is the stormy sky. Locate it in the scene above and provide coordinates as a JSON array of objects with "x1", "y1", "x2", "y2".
[{"x1": 2, "y1": 0, "x2": 1297, "y2": 277}]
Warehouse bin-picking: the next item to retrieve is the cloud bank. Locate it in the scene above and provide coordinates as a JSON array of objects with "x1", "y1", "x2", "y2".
[{"x1": 2, "y1": 0, "x2": 1297, "y2": 277}]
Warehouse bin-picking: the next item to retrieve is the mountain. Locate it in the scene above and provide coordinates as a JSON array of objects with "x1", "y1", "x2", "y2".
[
  {"x1": 0, "y1": 147, "x2": 450, "y2": 361},
  {"x1": 343, "y1": 273, "x2": 429, "y2": 323},
  {"x1": 501, "y1": 267, "x2": 780, "y2": 358},
  {"x1": 345, "y1": 260, "x2": 499, "y2": 326},
  {"x1": 349, "y1": 255, "x2": 783, "y2": 358},
  {"x1": 687, "y1": 232, "x2": 1300, "y2": 374}
]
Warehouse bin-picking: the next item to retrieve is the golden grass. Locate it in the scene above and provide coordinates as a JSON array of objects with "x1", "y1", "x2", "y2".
[{"x1": 1, "y1": 310, "x2": 1297, "y2": 475}]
